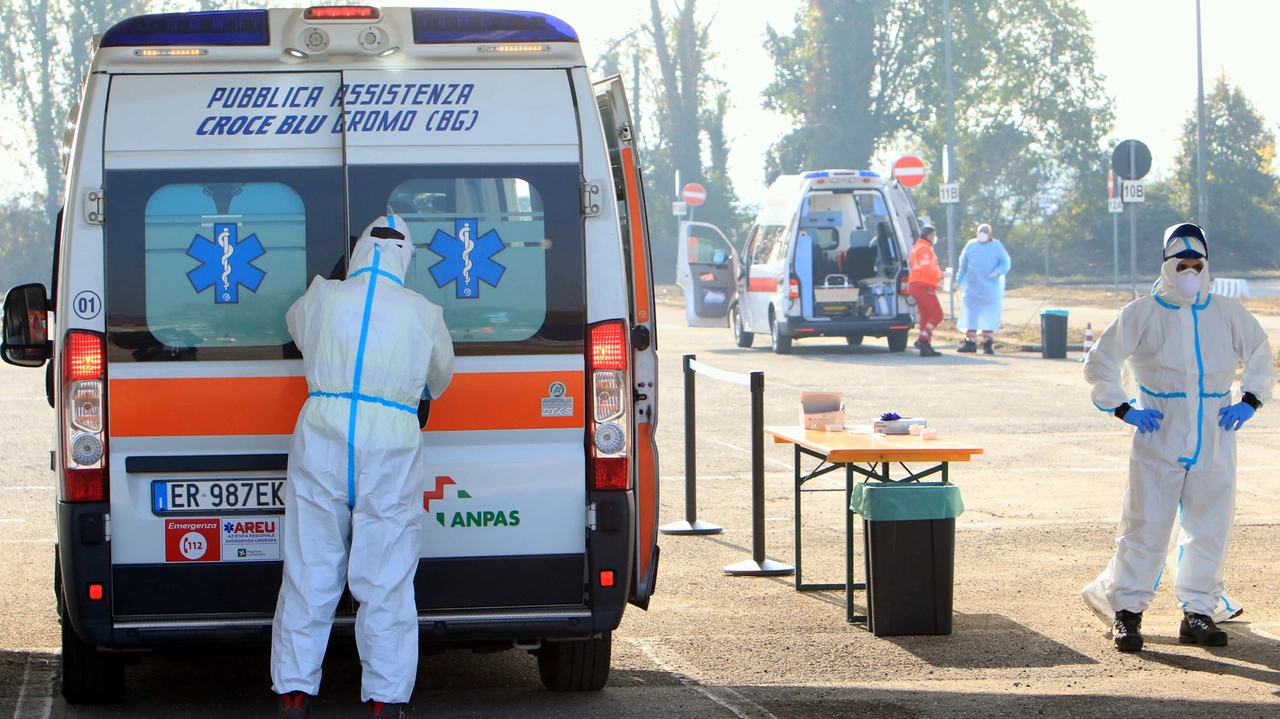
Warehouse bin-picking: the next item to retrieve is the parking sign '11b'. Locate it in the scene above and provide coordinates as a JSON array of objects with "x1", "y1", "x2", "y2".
[{"x1": 939, "y1": 183, "x2": 959, "y2": 204}]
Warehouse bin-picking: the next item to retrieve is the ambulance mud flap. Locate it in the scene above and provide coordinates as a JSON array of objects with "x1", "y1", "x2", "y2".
[{"x1": 58, "y1": 502, "x2": 114, "y2": 646}]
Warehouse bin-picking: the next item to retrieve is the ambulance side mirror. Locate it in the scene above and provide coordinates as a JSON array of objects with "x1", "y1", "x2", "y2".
[{"x1": 2, "y1": 283, "x2": 52, "y2": 368}]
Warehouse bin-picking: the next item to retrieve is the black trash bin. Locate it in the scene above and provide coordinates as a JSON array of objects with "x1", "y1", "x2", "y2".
[
  {"x1": 1040, "y1": 309, "x2": 1069, "y2": 359},
  {"x1": 851, "y1": 481, "x2": 963, "y2": 636}
]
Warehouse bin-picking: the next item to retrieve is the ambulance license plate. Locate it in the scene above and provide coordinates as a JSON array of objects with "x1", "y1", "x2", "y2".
[{"x1": 152, "y1": 479, "x2": 285, "y2": 514}]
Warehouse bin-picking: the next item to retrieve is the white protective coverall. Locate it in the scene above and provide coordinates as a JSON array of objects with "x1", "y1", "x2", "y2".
[
  {"x1": 271, "y1": 216, "x2": 455, "y2": 703},
  {"x1": 1081, "y1": 233, "x2": 1275, "y2": 624}
]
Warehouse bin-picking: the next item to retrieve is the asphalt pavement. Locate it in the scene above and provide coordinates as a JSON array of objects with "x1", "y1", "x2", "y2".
[{"x1": 3, "y1": 301, "x2": 1280, "y2": 718}]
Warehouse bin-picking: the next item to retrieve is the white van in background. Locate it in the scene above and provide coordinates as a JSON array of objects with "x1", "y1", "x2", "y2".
[
  {"x1": 0, "y1": 6, "x2": 660, "y2": 702},
  {"x1": 693, "y1": 170, "x2": 921, "y2": 354}
]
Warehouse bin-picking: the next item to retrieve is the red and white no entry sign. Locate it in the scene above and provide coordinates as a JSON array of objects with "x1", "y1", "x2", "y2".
[
  {"x1": 892, "y1": 155, "x2": 926, "y2": 188},
  {"x1": 682, "y1": 182, "x2": 707, "y2": 207}
]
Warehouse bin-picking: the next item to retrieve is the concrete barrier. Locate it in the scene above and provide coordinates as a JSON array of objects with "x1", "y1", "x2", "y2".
[{"x1": 1213, "y1": 278, "x2": 1250, "y2": 298}]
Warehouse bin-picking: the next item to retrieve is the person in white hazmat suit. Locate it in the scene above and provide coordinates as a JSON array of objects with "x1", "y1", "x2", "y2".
[
  {"x1": 1081, "y1": 223, "x2": 1276, "y2": 653},
  {"x1": 272, "y1": 216, "x2": 455, "y2": 719}
]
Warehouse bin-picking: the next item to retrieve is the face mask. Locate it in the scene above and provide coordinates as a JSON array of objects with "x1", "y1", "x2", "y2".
[
  {"x1": 978, "y1": 232, "x2": 991, "y2": 243},
  {"x1": 1175, "y1": 269, "x2": 1202, "y2": 299}
]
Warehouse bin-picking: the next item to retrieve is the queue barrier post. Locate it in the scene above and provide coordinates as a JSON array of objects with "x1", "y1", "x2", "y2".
[
  {"x1": 660, "y1": 353, "x2": 723, "y2": 536},
  {"x1": 722, "y1": 369, "x2": 795, "y2": 577}
]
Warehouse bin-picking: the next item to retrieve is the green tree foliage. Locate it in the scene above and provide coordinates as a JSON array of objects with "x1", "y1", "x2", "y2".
[
  {"x1": 1172, "y1": 75, "x2": 1280, "y2": 269},
  {"x1": 597, "y1": 2, "x2": 749, "y2": 282},
  {"x1": 0, "y1": 0, "x2": 261, "y2": 291}
]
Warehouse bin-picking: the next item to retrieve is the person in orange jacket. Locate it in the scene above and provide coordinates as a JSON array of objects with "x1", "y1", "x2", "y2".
[{"x1": 908, "y1": 226, "x2": 945, "y2": 357}]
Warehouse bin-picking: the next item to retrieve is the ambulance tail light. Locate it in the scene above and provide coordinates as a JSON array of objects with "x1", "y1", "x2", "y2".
[
  {"x1": 788, "y1": 276, "x2": 800, "y2": 300},
  {"x1": 588, "y1": 320, "x2": 630, "y2": 491},
  {"x1": 63, "y1": 331, "x2": 108, "y2": 503}
]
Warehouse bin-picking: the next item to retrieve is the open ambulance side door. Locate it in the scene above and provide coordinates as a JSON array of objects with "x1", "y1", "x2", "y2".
[
  {"x1": 594, "y1": 76, "x2": 660, "y2": 610},
  {"x1": 676, "y1": 220, "x2": 739, "y2": 327}
]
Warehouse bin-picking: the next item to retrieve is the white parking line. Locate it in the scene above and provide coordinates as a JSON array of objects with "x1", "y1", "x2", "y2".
[
  {"x1": 707, "y1": 440, "x2": 792, "y2": 469},
  {"x1": 629, "y1": 639, "x2": 778, "y2": 719},
  {"x1": 2, "y1": 487, "x2": 55, "y2": 491},
  {"x1": 12, "y1": 655, "x2": 54, "y2": 719}
]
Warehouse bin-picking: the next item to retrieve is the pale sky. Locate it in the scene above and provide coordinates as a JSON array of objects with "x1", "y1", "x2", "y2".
[{"x1": 2, "y1": 1, "x2": 1276, "y2": 208}]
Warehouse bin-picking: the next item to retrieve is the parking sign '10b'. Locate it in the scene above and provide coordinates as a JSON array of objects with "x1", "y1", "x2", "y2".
[{"x1": 1122, "y1": 181, "x2": 1145, "y2": 203}]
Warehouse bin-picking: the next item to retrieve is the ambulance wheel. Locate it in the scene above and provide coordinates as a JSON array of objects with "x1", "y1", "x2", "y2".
[
  {"x1": 60, "y1": 599, "x2": 125, "y2": 704},
  {"x1": 769, "y1": 313, "x2": 792, "y2": 355},
  {"x1": 887, "y1": 329, "x2": 909, "y2": 353},
  {"x1": 846, "y1": 334, "x2": 863, "y2": 346},
  {"x1": 732, "y1": 306, "x2": 753, "y2": 348},
  {"x1": 537, "y1": 632, "x2": 611, "y2": 692}
]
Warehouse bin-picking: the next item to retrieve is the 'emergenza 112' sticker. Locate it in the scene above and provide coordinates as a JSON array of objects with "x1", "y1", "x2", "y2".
[{"x1": 164, "y1": 516, "x2": 280, "y2": 562}]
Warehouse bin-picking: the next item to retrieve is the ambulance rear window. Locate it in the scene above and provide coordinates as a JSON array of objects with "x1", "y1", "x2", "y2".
[
  {"x1": 105, "y1": 167, "x2": 346, "y2": 362},
  {"x1": 347, "y1": 163, "x2": 584, "y2": 355}
]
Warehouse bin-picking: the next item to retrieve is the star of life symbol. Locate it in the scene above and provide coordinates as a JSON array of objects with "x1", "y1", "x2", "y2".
[
  {"x1": 186, "y1": 223, "x2": 266, "y2": 304},
  {"x1": 428, "y1": 219, "x2": 506, "y2": 299}
]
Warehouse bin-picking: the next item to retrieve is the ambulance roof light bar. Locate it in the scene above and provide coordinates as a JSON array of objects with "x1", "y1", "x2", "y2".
[
  {"x1": 410, "y1": 8, "x2": 578, "y2": 44},
  {"x1": 100, "y1": 10, "x2": 270, "y2": 48}
]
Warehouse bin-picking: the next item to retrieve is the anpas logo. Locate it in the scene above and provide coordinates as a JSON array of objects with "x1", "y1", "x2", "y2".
[
  {"x1": 187, "y1": 222, "x2": 267, "y2": 304},
  {"x1": 428, "y1": 219, "x2": 506, "y2": 299},
  {"x1": 424, "y1": 475, "x2": 520, "y2": 529}
]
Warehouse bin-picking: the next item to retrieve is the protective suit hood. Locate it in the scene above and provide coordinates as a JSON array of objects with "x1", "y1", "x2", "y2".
[
  {"x1": 350, "y1": 215, "x2": 414, "y2": 282},
  {"x1": 1154, "y1": 226, "x2": 1210, "y2": 306}
]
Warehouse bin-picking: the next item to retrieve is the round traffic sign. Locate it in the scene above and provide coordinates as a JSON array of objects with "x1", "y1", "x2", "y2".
[
  {"x1": 682, "y1": 182, "x2": 706, "y2": 207},
  {"x1": 1111, "y1": 140, "x2": 1151, "y2": 181},
  {"x1": 892, "y1": 155, "x2": 926, "y2": 188}
]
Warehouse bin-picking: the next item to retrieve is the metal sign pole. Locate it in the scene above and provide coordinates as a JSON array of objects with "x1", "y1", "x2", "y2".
[
  {"x1": 1129, "y1": 142, "x2": 1138, "y2": 298},
  {"x1": 1113, "y1": 211, "x2": 1120, "y2": 290}
]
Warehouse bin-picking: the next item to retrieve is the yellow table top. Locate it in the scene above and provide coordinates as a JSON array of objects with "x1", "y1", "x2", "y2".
[{"x1": 765, "y1": 425, "x2": 984, "y2": 464}]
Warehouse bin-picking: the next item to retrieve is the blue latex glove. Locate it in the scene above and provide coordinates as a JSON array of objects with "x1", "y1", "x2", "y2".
[
  {"x1": 1123, "y1": 408, "x2": 1163, "y2": 434},
  {"x1": 1218, "y1": 402, "x2": 1255, "y2": 431}
]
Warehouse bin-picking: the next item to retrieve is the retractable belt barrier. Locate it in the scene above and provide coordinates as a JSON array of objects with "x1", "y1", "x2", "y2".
[{"x1": 660, "y1": 354, "x2": 795, "y2": 577}]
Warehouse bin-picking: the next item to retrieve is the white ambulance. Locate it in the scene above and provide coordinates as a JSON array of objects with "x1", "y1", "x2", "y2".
[
  {"x1": 680, "y1": 170, "x2": 921, "y2": 353},
  {"x1": 0, "y1": 6, "x2": 660, "y2": 701}
]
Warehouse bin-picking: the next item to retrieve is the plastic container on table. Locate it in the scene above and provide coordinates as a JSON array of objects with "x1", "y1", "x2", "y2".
[{"x1": 850, "y1": 481, "x2": 964, "y2": 636}]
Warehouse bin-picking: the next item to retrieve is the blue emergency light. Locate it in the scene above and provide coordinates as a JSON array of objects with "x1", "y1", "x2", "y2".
[
  {"x1": 410, "y1": 9, "x2": 578, "y2": 44},
  {"x1": 100, "y1": 10, "x2": 271, "y2": 48},
  {"x1": 803, "y1": 170, "x2": 882, "y2": 180}
]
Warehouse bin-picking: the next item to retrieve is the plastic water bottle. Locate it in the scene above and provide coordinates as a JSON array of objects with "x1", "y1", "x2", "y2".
[{"x1": 943, "y1": 267, "x2": 954, "y2": 293}]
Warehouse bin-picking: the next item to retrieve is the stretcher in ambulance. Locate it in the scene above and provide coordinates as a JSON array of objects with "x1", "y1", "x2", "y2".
[{"x1": 0, "y1": 6, "x2": 660, "y2": 702}]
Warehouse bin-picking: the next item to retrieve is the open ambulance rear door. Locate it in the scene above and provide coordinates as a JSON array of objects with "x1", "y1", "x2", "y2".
[
  {"x1": 676, "y1": 221, "x2": 739, "y2": 327},
  {"x1": 593, "y1": 76, "x2": 660, "y2": 610}
]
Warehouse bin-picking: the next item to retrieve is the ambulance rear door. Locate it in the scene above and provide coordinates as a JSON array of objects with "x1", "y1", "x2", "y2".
[
  {"x1": 102, "y1": 72, "x2": 347, "y2": 618},
  {"x1": 594, "y1": 75, "x2": 660, "y2": 609},
  {"x1": 676, "y1": 220, "x2": 738, "y2": 327},
  {"x1": 340, "y1": 69, "x2": 592, "y2": 612}
]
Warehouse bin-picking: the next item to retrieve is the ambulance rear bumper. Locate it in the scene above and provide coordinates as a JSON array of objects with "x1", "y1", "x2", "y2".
[{"x1": 108, "y1": 606, "x2": 612, "y2": 647}]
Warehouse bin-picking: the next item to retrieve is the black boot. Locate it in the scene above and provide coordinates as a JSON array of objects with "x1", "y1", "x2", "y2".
[
  {"x1": 982, "y1": 336, "x2": 994, "y2": 355},
  {"x1": 957, "y1": 337, "x2": 977, "y2": 353},
  {"x1": 1180, "y1": 612, "x2": 1228, "y2": 647},
  {"x1": 277, "y1": 692, "x2": 311, "y2": 719},
  {"x1": 367, "y1": 701, "x2": 408, "y2": 719},
  {"x1": 1113, "y1": 610, "x2": 1144, "y2": 652},
  {"x1": 919, "y1": 340, "x2": 942, "y2": 357}
]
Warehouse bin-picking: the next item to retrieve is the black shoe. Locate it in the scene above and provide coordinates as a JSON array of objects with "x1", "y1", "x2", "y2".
[
  {"x1": 1180, "y1": 612, "x2": 1228, "y2": 647},
  {"x1": 278, "y1": 692, "x2": 311, "y2": 719},
  {"x1": 1113, "y1": 610, "x2": 1144, "y2": 652},
  {"x1": 367, "y1": 701, "x2": 407, "y2": 719},
  {"x1": 919, "y1": 341, "x2": 942, "y2": 357},
  {"x1": 912, "y1": 338, "x2": 922, "y2": 349},
  {"x1": 982, "y1": 337, "x2": 994, "y2": 355},
  {"x1": 957, "y1": 338, "x2": 977, "y2": 353}
]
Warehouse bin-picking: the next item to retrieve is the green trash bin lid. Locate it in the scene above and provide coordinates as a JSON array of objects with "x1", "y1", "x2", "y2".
[
  {"x1": 850, "y1": 481, "x2": 964, "y2": 521},
  {"x1": 1040, "y1": 308, "x2": 1069, "y2": 317}
]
